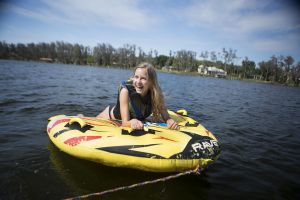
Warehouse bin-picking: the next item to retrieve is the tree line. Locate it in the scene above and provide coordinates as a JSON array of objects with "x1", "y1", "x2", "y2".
[{"x1": 0, "y1": 41, "x2": 299, "y2": 86}]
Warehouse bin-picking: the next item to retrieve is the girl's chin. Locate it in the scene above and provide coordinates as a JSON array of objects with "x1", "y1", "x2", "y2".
[
  {"x1": 136, "y1": 90, "x2": 143, "y2": 95},
  {"x1": 135, "y1": 89, "x2": 146, "y2": 96},
  {"x1": 135, "y1": 87, "x2": 143, "y2": 93}
]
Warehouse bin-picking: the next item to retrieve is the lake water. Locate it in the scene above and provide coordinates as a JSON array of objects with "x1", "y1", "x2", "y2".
[{"x1": 0, "y1": 60, "x2": 299, "y2": 200}]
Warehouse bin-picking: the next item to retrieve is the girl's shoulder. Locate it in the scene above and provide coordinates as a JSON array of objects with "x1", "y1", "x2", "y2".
[{"x1": 120, "y1": 80, "x2": 136, "y2": 94}]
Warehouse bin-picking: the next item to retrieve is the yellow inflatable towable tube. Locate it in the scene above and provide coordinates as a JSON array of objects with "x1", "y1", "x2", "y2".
[{"x1": 46, "y1": 110, "x2": 220, "y2": 172}]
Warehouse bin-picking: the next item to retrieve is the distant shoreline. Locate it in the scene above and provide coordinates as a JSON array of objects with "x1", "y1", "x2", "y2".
[
  {"x1": 1, "y1": 58, "x2": 299, "y2": 87},
  {"x1": 156, "y1": 68, "x2": 299, "y2": 87}
]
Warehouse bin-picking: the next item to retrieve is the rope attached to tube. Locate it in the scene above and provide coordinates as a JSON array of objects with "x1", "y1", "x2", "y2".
[{"x1": 64, "y1": 165, "x2": 202, "y2": 200}]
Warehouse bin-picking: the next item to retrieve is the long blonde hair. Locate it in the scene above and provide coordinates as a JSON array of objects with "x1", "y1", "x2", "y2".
[{"x1": 133, "y1": 62, "x2": 165, "y2": 121}]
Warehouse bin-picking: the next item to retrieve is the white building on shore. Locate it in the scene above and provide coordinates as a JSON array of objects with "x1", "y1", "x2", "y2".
[
  {"x1": 198, "y1": 65, "x2": 227, "y2": 78},
  {"x1": 162, "y1": 66, "x2": 177, "y2": 71}
]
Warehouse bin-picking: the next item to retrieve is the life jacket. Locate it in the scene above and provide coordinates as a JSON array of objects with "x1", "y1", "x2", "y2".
[{"x1": 113, "y1": 80, "x2": 152, "y2": 120}]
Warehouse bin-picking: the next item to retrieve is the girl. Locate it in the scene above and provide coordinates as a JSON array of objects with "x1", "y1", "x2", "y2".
[{"x1": 97, "y1": 62, "x2": 178, "y2": 130}]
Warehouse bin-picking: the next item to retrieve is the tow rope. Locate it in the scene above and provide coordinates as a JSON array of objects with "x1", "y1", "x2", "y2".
[{"x1": 64, "y1": 165, "x2": 202, "y2": 200}]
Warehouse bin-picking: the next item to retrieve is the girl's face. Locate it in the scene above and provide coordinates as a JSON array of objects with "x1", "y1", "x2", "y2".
[{"x1": 133, "y1": 68, "x2": 151, "y2": 96}]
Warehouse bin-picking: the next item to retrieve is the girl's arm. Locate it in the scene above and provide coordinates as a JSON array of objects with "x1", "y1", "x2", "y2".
[
  {"x1": 119, "y1": 88, "x2": 144, "y2": 130},
  {"x1": 160, "y1": 105, "x2": 179, "y2": 130}
]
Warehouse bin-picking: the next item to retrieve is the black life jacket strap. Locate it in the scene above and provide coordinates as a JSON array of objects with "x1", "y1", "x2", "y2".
[{"x1": 121, "y1": 81, "x2": 143, "y2": 119}]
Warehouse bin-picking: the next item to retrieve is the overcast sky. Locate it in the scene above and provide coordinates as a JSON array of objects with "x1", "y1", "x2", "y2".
[{"x1": 0, "y1": 0, "x2": 299, "y2": 64}]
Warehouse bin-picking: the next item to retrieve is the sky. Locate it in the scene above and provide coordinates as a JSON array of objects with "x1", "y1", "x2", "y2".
[{"x1": 0, "y1": 0, "x2": 299, "y2": 65}]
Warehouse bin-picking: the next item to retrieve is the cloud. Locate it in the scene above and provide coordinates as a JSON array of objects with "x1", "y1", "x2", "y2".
[
  {"x1": 181, "y1": 0, "x2": 299, "y2": 33},
  {"x1": 1, "y1": 3, "x2": 69, "y2": 24},
  {"x1": 179, "y1": 0, "x2": 300, "y2": 53},
  {"x1": 253, "y1": 32, "x2": 300, "y2": 52},
  {"x1": 237, "y1": 9, "x2": 300, "y2": 34},
  {"x1": 4, "y1": 0, "x2": 158, "y2": 30}
]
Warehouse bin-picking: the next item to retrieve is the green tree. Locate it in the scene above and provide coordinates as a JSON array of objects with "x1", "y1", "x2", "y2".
[
  {"x1": 241, "y1": 57, "x2": 256, "y2": 78},
  {"x1": 174, "y1": 50, "x2": 197, "y2": 71},
  {"x1": 291, "y1": 61, "x2": 300, "y2": 86},
  {"x1": 259, "y1": 61, "x2": 271, "y2": 81},
  {"x1": 0, "y1": 41, "x2": 10, "y2": 59},
  {"x1": 156, "y1": 55, "x2": 168, "y2": 68}
]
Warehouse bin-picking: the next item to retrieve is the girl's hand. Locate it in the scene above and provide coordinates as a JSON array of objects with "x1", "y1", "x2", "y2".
[
  {"x1": 166, "y1": 118, "x2": 179, "y2": 130},
  {"x1": 130, "y1": 119, "x2": 144, "y2": 130},
  {"x1": 77, "y1": 114, "x2": 84, "y2": 118}
]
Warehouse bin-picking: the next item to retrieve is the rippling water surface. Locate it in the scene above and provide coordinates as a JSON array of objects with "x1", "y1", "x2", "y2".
[{"x1": 0, "y1": 60, "x2": 300, "y2": 200}]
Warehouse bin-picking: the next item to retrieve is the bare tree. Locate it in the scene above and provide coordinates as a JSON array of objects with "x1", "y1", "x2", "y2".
[
  {"x1": 222, "y1": 48, "x2": 237, "y2": 72},
  {"x1": 284, "y1": 56, "x2": 294, "y2": 83},
  {"x1": 210, "y1": 51, "x2": 217, "y2": 63}
]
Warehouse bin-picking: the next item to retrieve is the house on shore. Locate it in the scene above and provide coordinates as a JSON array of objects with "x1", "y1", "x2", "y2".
[
  {"x1": 40, "y1": 57, "x2": 53, "y2": 63},
  {"x1": 198, "y1": 65, "x2": 227, "y2": 78},
  {"x1": 162, "y1": 66, "x2": 177, "y2": 72}
]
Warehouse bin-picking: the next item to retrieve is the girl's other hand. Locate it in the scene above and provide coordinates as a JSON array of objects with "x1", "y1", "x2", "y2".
[
  {"x1": 130, "y1": 119, "x2": 144, "y2": 130},
  {"x1": 166, "y1": 118, "x2": 179, "y2": 130}
]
